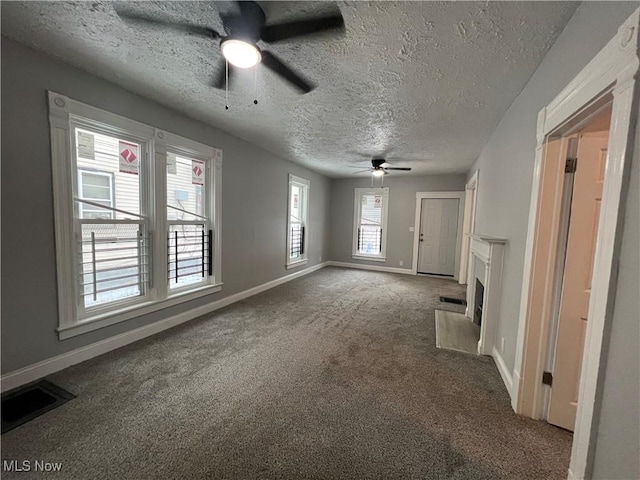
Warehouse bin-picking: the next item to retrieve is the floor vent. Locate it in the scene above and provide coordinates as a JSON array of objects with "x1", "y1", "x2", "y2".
[
  {"x1": 2, "y1": 380, "x2": 75, "y2": 434},
  {"x1": 439, "y1": 296, "x2": 467, "y2": 306}
]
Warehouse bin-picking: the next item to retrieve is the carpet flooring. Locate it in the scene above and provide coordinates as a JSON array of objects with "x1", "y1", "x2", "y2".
[{"x1": 1, "y1": 267, "x2": 572, "y2": 479}]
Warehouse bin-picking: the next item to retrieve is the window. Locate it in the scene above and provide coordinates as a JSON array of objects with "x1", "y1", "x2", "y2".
[
  {"x1": 74, "y1": 128, "x2": 149, "y2": 314},
  {"x1": 48, "y1": 91, "x2": 222, "y2": 339},
  {"x1": 286, "y1": 174, "x2": 309, "y2": 268},
  {"x1": 167, "y1": 152, "x2": 212, "y2": 291},
  {"x1": 352, "y1": 187, "x2": 389, "y2": 261},
  {"x1": 78, "y1": 170, "x2": 114, "y2": 220}
]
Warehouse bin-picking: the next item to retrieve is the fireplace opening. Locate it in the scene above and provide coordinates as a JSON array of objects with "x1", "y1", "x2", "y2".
[{"x1": 474, "y1": 279, "x2": 484, "y2": 326}]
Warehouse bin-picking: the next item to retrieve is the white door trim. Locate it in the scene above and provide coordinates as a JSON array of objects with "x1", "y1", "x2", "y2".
[
  {"x1": 459, "y1": 170, "x2": 479, "y2": 284},
  {"x1": 411, "y1": 191, "x2": 465, "y2": 279},
  {"x1": 512, "y1": 9, "x2": 639, "y2": 479}
]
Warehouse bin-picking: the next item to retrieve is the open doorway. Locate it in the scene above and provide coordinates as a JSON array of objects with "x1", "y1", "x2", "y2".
[
  {"x1": 543, "y1": 106, "x2": 612, "y2": 431},
  {"x1": 459, "y1": 171, "x2": 479, "y2": 285},
  {"x1": 516, "y1": 97, "x2": 615, "y2": 431},
  {"x1": 512, "y1": 10, "x2": 639, "y2": 477}
]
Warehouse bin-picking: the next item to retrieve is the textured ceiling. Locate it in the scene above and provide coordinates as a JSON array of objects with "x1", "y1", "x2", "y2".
[{"x1": 1, "y1": 1, "x2": 578, "y2": 177}]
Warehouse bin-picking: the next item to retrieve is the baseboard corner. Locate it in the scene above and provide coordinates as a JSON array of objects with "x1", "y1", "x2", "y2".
[
  {"x1": 491, "y1": 346, "x2": 514, "y2": 399},
  {"x1": 510, "y1": 369, "x2": 521, "y2": 412}
]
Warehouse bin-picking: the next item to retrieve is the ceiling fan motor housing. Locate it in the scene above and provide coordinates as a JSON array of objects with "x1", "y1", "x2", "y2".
[{"x1": 222, "y1": 2, "x2": 266, "y2": 43}]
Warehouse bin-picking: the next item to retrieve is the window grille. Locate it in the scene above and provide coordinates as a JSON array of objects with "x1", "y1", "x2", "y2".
[
  {"x1": 290, "y1": 222, "x2": 305, "y2": 257},
  {"x1": 167, "y1": 223, "x2": 212, "y2": 290},
  {"x1": 78, "y1": 221, "x2": 151, "y2": 309},
  {"x1": 357, "y1": 225, "x2": 382, "y2": 254}
]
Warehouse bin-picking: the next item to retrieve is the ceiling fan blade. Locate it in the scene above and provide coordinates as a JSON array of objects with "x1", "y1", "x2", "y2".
[
  {"x1": 352, "y1": 170, "x2": 372, "y2": 174},
  {"x1": 261, "y1": 14, "x2": 345, "y2": 43},
  {"x1": 212, "y1": 60, "x2": 234, "y2": 90},
  {"x1": 116, "y1": 10, "x2": 221, "y2": 39},
  {"x1": 384, "y1": 167, "x2": 412, "y2": 171},
  {"x1": 261, "y1": 51, "x2": 315, "y2": 93}
]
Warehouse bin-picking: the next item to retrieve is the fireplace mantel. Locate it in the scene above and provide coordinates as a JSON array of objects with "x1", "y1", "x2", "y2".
[{"x1": 466, "y1": 234, "x2": 506, "y2": 355}]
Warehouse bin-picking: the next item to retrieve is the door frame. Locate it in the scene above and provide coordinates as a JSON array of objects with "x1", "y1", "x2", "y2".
[
  {"x1": 459, "y1": 170, "x2": 479, "y2": 285},
  {"x1": 547, "y1": 128, "x2": 611, "y2": 431},
  {"x1": 411, "y1": 191, "x2": 465, "y2": 279},
  {"x1": 512, "y1": 9, "x2": 639, "y2": 480}
]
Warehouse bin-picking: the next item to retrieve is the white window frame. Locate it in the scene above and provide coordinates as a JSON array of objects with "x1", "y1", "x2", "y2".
[
  {"x1": 77, "y1": 169, "x2": 115, "y2": 220},
  {"x1": 48, "y1": 91, "x2": 223, "y2": 340},
  {"x1": 163, "y1": 140, "x2": 219, "y2": 295},
  {"x1": 286, "y1": 174, "x2": 310, "y2": 269},
  {"x1": 70, "y1": 119, "x2": 153, "y2": 321},
  {"x1": 352, "y1": 187, "x2": 389, "y2": 262}
]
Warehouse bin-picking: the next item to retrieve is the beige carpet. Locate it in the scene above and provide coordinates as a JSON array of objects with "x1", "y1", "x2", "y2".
[
  {"x1": 435, "y1": 309, "x2": 480, "y2": 355},
  {"x1": 1, "y1": 267, "x2": 572, "y2": 479}
]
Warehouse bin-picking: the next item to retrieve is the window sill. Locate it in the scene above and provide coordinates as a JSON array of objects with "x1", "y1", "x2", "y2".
[
  {"x1": 352, "y1": 254, "x2": 386, "y2": 263},
  {"x1": 286, "y1": 258, "x2": 308, "y2": 270},
  {"x1": 57, "y1": 283, "x2": 223, "y2": 340}
]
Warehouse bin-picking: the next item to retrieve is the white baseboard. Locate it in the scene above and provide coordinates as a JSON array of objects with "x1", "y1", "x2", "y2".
[
  {"x1": 492, "y1": 346, "x2": 514, "y2": 401},
  {"x1": 511, "y1": 369, "x2": 521, "y2": 412},
  {"x1": 327, "y1": 261, "x2": 414, "y2": 275},
  {"x1": 1, "y1": 262, "x2": 328, "y2": 393}
]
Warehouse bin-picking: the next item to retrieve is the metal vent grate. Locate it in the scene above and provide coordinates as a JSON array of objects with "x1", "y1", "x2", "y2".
[
  {"x1": 440, "y1": 296, "x2": 467, "y2": 306},
  {"x1": 2, "y1": 380, "x2": 75, "y2": 434}
]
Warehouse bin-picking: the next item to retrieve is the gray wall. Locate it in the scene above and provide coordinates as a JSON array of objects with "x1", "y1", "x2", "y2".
[
  {"x1": 329, "y1": 175, "x2": 466, "y2": 269},
  {"x1": 1, "y1": 38, "x2": 331, "y2": 373},
  {"x1": 467, "y1": 2, "x2": 639, "y2": 372},
  {"x1": 591, "y1": 106, "x2": 640, "y2": 480},
  {"x1": 466, "y1": 2, "x2": 639, "y2": 478}
]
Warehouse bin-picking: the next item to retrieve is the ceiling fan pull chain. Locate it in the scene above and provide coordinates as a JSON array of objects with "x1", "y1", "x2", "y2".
[
  {"x1": 225, "y1": 59, "x2": 229, "y2": 110},
  {"x1": 253, "y1": 64, "x2": 259, "y2": 105}
]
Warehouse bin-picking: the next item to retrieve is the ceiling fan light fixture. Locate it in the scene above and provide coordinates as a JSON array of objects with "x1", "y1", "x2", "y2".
[
  {"x1": 372, "y1": 169, "x2": 385, "y2": 177},
  {"x1": 221, "y1": 39, "x2": 261, "y2": 68}
]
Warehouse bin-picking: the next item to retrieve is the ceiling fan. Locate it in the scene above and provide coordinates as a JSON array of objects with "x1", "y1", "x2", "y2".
[
  {"x1": 354, "y1": 159, "x2": 412, "y2": 176},
  {"x1": 115, "y1": 1, "x2": 345, "y2": 94}
]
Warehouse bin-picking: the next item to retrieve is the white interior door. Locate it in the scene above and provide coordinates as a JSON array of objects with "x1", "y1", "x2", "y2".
[
  {"x1": 547, "y1": 132, "x2": 608, "y2": 431},
  {"x1": 418, "y1": 198, "x2": 459, "y2": 275}
]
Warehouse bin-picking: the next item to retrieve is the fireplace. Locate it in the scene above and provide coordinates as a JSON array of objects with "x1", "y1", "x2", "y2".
[
  {"x1": 474, "y1": 279, "x2": 484, "y2": 326},
  {"x1": 466, "y1": 234, "x2": 506, "y2": 355}
]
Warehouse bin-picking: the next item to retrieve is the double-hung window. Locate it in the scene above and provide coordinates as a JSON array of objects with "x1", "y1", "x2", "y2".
[
  {"x1": 48, "y1": 92, "x2": 222, "y2": 339},
  {"x1": 286, "y1": 174, "x2": 309, "y2": 268},
  {"x1": 166, "y1": 151, "x2": 213, "y2": 291},
  {"x1": 74, "y1": 128, "x2": 150, "y2": 313},
  {"x1": 352, "y1": 187, "x2": 389, "y2": 262}
]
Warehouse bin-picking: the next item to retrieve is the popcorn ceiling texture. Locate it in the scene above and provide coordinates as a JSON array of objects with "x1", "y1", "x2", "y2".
[{"x1": 1, "y1": 1, "x2": 578, "y2": 177}]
